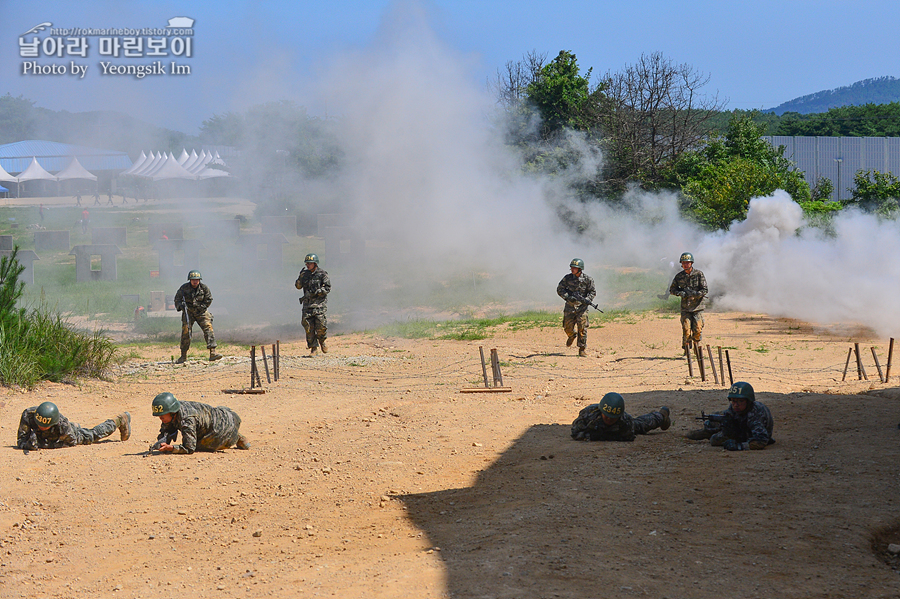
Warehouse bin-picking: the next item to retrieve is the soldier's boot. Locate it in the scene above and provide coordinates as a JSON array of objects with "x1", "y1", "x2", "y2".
[
  {"x1": 566, "y1": 334, "x2": 576, "y2": 347},
  {"x1": 175, "y1": 351, "x2": 188, "y2": 364},
  {"x1": 310, "y1": 346, "x2": 318, "y2": 356},
  {"x1": 658, "y1": 406, "x2": 671, "y2": 431},
  {"x1": 209, "y1": 349, "x2": 223, "y2": 361},
  {"x1": 116, "y1": 412, "x2": 132, "y2": 441},
  {"x1": 685, "y1": 427, "x2": 714, "y2": 441},
  {"x1": 578, "y1": 348, "x2": 587, "y2": 357},
  {"x1": 236, "y1": 435, "x2": 251, "y2": 450},
  {"x1": 320, "y1": 340, "x2": 328, "y2": 353}
]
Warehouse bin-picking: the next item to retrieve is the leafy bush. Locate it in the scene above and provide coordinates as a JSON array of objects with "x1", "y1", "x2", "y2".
[{"x1": 0, "y1": 247, "x2": 118, "y2": 388}]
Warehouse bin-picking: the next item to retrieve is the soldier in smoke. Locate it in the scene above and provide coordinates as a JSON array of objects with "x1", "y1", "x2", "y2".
[
  {"x1": 557, "y1": 258, "x2": 596, "y2": 357},
  {"x1": 295, "y1": 253, "x2": 331, "y2": 355},
  {"x1": 667, "y1": 251, "x2": 708, "y2": 350},
  {"x1": 174, "y1": 270, "x2": 223, "y2": 363}
]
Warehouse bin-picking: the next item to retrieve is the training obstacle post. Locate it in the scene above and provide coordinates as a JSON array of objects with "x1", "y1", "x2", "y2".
[
  {"x1": 706, "y1": 345, "x2": 719, "y2": 385},
  {"x1": 725, "y1": 350, "x2": 734, "y2": 386},
  {"x1": 886, "y1": 338, "x2": 894, "y2": 383}
]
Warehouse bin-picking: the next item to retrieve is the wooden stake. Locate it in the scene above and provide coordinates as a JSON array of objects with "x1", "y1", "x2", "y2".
[
  {"x1": 871, "y1": 347, "x2": 885, "y2": 383},
  {"x1": 886, "y1": 338, "x2": 894, "y2": 383},
  {"x1": 250, "y1": 345, "x2": 257, "y2": 389},
  {"x1": 273, "y1": 341, "x2": 279, "y2": 382},
  {"x1": 695, "y1": 343, "x2": 706, "y2": 382},
  {"x1": 718, "y1": 346, "x2": 725, "y2": 385},
  {"x1": 490, "y1": 348, "x2": 504, "y2": 387},
  {"x1": 685, "y1": 345, "x2": 694, "y2": 378},
  {"x1": 707, "y1": 345, "x2": 719, "y2": 385},
  {"x1": 725, "y1": 350, "x2": 734, "y2": 385},
  {"x1": 261, "y1": 345, "x2": 272, "y2": 384},
  {"x1": 479, "y1": 346, "x2": 489, "y2": 388},
  {"x1": 854, "y1": 343, "x2": 868, "y2": 381},
  {"x1": 842, "y1": 347, "x2": 853, "y2": 381}
]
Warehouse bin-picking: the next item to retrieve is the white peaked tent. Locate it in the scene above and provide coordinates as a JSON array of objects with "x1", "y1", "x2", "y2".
[
  {"x1": 122, "y1": 151, "x2": 148, "y2": 175},
  {"x1": 181, "y1": 149, "x2": 200, "y2": 171},
  {"x1": 0, "y1": 162, "x2": 17, "y2": 182},
  {"x1": 55, "y1": 156, "x2": 97, "y2": 181},
  {"x1": 133, "y1": 152, "x2": 163, "y2": 177},
  {"x1": 16, "y1": 157, "x2": 55, "y2": 182},
  {"x1": 177, "y1": 149, "x2": 190, "y2": 165},
  {"x1": 148, "y1": 153, "x2": 199, "y2": 181},
  {"x1": 186, "y1": 150, "x2": 209, "y2": 174}
]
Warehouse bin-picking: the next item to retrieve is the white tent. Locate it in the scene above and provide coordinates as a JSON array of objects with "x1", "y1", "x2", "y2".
[
  {"x1": 186, "y1": 150, "x2": 209, "y2": 174},
  {"x1": 181, "y1": 150, "x2": 200, "y2": 171},
  {"x1": 177, "y1": 148, "x2": 190, "y2": 165},
  {"x1": 121, "y1": 151, "x2": 148, "y2": 175},
  {"x1": 132, "y1": 152, "x2": 163, "y2": 177},
  {"x1": 55, "y1": 156, "x2": 98, "y2": 181},
  {"x1": 16, "y1": 157, "x2": 55, "y2": 182},
  {"x1": 147, "y1": 153, "x2": 199, "y2": 181},
  {"x1": 0, "y1": 162, "x2": 17, "y2": 182}
]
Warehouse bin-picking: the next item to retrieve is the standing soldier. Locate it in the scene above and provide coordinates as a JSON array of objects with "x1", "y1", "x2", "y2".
[
  {"x1": 174, "y1": 270, "x2": 223, "y2": 363},
  {"x1": 295, "y1": 253, "x2": 331, "y2": 355},
  {"x1": 557, "y1": 258, "x2": 596, "y2": 357},
  {"x1": 17, "y1": 401, "x2": 131, "y2": 451},
  {"x1": 149, "y1": 392, "x2": 249, "y2": 454},
  {"x1": 668, "y1": 252, "x2": 708, "y2": 350}
]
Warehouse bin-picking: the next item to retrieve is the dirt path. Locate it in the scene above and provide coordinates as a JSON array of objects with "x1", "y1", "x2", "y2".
[{"x1": 1, "y1": 311, "x2": 899, "y2": 598}]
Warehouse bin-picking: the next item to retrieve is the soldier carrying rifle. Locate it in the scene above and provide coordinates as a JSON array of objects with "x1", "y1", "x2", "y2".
[
  {"x1": 557, "y1": 258, "x2": 597, "y2": 358},
  {"x1": 174, "y1": 270, "x2": 222, "y2": 363},
  {"x1": 295, "y1": 253, "x2": 331, "y2": 356}
]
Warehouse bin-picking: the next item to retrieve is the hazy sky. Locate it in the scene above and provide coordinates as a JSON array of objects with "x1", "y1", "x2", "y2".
[{"x1": 2, "y1": 0, "x2": 897, "y2": 133}]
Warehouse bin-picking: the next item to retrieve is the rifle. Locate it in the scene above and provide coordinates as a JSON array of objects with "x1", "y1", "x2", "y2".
[
  {"x1": 568, "y1": 292, "x2": 603, "y2": 313},
  {"x1": 694, "y1": 411, "x2": 727, "y2": 424},
  {"x1": 149, "y1": 431, "x2": 178, "y2": 453}
]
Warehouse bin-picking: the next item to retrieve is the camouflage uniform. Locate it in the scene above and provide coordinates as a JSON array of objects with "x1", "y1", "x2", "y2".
[
  {"x1": 668, "y1": 267, "x2": 708, "y2": 349},
  {"x1": 174, "y1": 281, "x2": 217, "y2": 353},
  {"x1": 295, "y1": 266, "x2": 331, "y2": 350},
  {"x1": 557, "y1": 272, "x2": 596, "y2": 350},
  {"x1": 710, "y1": 401, "x2": 774, "y2": 450},
  {"x1": 17, "y1": 407, "x2": 118, "y2": 449},
  {"x1": 154, "y1": 401, "x2": 243, "y2": 454},
  {"x1": 571, "y1": 404, "x2": 668, "y2": 442}
]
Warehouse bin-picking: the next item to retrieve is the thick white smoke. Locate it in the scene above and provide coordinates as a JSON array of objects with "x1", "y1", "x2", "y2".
[{"x1": 701, "y1": 191, "x2": 900, "y2": 337}]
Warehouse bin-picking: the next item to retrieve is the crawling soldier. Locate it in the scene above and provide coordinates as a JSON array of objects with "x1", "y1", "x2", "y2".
[
  {"x1": 150, "y1": 392, "x2": 249, "y2": 454},
  {"x1": 17, "y1": 401, "x2": 131, "y2": 451},
  {"x1": 571, "y1": 392, "x2": 670, "y2": 442}
]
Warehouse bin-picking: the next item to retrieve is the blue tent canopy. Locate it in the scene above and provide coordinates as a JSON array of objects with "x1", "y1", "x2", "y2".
[{"x1": 0, "y1": 185, "x2": 8, "y2": 192}]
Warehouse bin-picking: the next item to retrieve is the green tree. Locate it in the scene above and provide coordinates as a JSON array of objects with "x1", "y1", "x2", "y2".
[
  {"x1": 679, "y1": 113, "x2": 811, "y2": 229},
  {"x1": 847, "y1": 169, "x2": 900, "y2": 216},
  {"x1": 0, "y1": 94, "x2": 37, "y2": 144},
  {"x1": 0, "y1": 247, "x2": 26, "y2": 331},
  {"x1": 525, "y1": 50, "x2": 599, "y2": 138}
]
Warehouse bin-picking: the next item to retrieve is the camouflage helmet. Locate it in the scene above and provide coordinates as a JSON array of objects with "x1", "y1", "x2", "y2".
[
  {"x1": 304, "y1": 253, "x2": 319, "y2": 265},
  {"x1": 187, "y1": 270, "x2": 202, "y2": 281},
  {"x1": 727, "y1": 382, "x2": 755, "y2": 405},
  {"x1": 152, "y1": 392, "x2": 181, "y2": 416},
  {"x1": 598, "y1": 392, "x2": 625, "y2": 421},
  {"x1": 679, "y1": 252, "x2": 694, "y2": 263},
  {"x1": 569, "y1": 258, "x2": 585, "y2": 271},
  {"x1": 35, "y1": 401, "x2": 60, "y2": 427}
]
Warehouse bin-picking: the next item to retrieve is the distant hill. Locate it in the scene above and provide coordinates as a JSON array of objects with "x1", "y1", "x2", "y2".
[
  {"x1": 766, "y1": 76, "x2": 900, "y2": 115},
  {"x1": 0, "y1": 94, "x2": 198, "y2": 159}
]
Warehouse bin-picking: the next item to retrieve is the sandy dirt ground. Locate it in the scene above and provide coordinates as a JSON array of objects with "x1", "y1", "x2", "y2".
[{"x1": 1, "y1": 308, "x2": 900, "y2": 599}]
